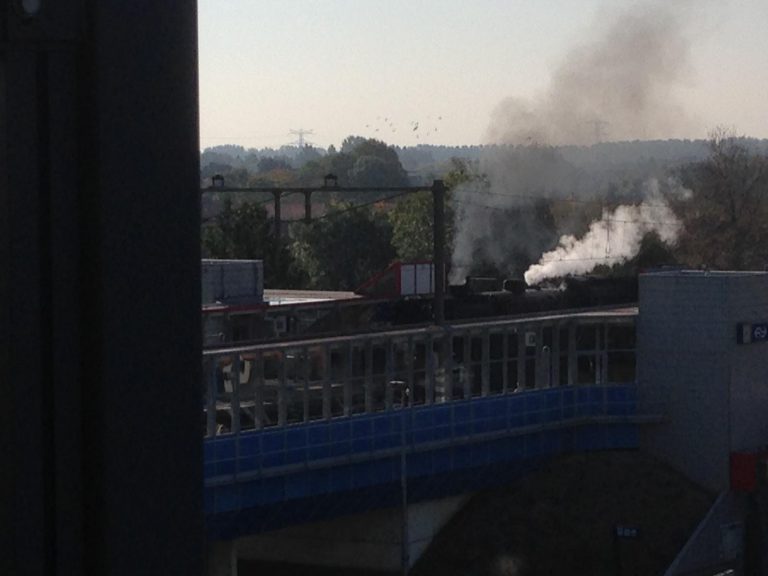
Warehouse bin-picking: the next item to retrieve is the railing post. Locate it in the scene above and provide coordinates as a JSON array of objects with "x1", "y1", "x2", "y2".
[
  {"x1": 277, "y1": 351, "x2": 287, "y2": 426},
  {"x1": 517, "y1": 329, "x2": 526, "y2": 391},
  {"x1": 323, "y1": 345, "x2": 332, "y2": 420},
  {"x1": 302, "y1": 346, "x2": 310, "y2": 423},
  {"x1": 463, "y1": 333, "x2": 471, "y2": 399},
  {"x1": 568, "y1": 323, "x2": 577, "y2": 386},
  {"x1": 365, "y1": 339, "x2": 374, "y2": 412},
  {"x1": 344, "y1": 341, "x2": 353, "y2": 417},
  {"x1": 206, "y1": 357, "x2": 217, "y2": 437},
  {"x1": 426, "y1": 334, "x2": 435, "y2": 405},
  {"x1": 385, "y1": 339, "x2": 395, "y2": 410},
  {"x1": 481, "y1": 329, "x2": 490, "y2": 397},
  {"x1": 552, "y1": 322, "x2": 561, "y2": 387},
  {"x1": 231, "y1": 354, "x2": 241, "y2": 435},
  {"x1": 442, "y1": 329, "x2": 453, "y2": 402},
  {"x1": 254, "y1": 351, "x2": 264, "y2": 430}
]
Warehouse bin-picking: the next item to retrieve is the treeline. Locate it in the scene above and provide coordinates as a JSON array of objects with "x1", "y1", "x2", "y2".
[{"x1": 201, "y1": 133, "x2": 768, "y2": 291}]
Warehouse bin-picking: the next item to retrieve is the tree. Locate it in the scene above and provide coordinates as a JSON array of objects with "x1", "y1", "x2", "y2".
[
  {"x1": 676, "y1": 129, "x2": 768, "y2": 269},
  {"x1": 201, "y1": 197, "x2": 304, "y2": 287},
  {"x1": 291, "y1": 204, "x2": 396, "y2": 291},
  {"x1": 349, "y1": 154, "x2": 408, "y2": 188}
]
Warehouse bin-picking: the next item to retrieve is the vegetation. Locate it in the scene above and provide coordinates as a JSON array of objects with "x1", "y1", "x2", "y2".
[{"x1": 201, "y1": 134, "x2": 768, "y2": 291}]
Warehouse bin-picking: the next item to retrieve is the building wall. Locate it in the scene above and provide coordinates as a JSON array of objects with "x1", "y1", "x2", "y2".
[{"x1": 639, "y1": 271, "x2": 768, "y2": 492}]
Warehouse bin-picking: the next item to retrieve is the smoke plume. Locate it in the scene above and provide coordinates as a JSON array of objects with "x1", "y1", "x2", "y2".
[
  {"x1": 487, "y1": 3, "x2": 694, "y2": 145},
  {"x1": 449, "y1": 2, "x2": 698, "y2": 282},
  {"x1": 524, "y1": 178, "x2": 688, "y2": 285}
]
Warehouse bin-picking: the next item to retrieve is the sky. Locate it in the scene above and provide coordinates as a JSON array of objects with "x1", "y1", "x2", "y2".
[{"x1": 198, "y1": 0, "x2": 768, "y2": 150}]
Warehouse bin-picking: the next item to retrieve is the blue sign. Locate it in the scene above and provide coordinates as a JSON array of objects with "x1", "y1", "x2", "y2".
[{"x1": 738, "y1": 323, "x2": 768, "y2": 345}]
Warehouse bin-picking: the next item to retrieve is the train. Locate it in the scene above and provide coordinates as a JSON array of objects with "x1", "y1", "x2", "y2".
[{"x1": 203, "y1": 260, "x2": 638, "y2": 347}]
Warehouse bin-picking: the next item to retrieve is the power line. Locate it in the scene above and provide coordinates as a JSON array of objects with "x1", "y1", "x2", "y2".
[{"x1": 285, "y1": 190, "x2": 415, "y2": 224}]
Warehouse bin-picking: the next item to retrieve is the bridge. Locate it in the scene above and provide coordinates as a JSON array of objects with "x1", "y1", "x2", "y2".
[{"x1": 202, "y1": 307, "x2": 666, "y2": 571}]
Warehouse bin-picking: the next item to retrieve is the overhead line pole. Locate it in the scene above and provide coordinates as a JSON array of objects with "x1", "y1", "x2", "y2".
[{"x1": 432, "y1": 180, "x2": 446, "y2": 326}]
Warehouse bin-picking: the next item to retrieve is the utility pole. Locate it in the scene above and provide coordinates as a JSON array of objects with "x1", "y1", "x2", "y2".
[
  {"x1": 289, "y1": 128, "x2": 314, "y2": 148},
  {"x1": 432, "y1": 180, "x2": 446, "y2": 325}
]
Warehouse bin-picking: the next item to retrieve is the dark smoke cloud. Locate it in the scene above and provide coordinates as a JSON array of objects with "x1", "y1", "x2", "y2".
[{"x1": 486, "y1": 3, "x2": 695, "y2": 145}]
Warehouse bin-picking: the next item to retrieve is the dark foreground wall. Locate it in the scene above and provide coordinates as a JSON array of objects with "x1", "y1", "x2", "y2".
[{"x1": 1, "y1": 2, "x2": 202, "y2": 575}]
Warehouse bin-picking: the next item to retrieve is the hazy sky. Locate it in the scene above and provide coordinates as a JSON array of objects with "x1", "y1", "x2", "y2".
[{"x1": 198, "y1": 0, "x2": 768, "y2": 150}]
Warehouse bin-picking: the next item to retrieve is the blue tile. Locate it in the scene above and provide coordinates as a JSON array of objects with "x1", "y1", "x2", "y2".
[
  {"x1": 283, "y1": 447, "x2": 305, "y2": 466},
  {"x1": 307, "y1": 424, "x2": 330, "y2": 446},
  {"x1": 215, "y1": 459, "x2": 236, "y2": 476},
  {"x1": 352, "y1": 418, "x2": 373, "y2": 438},
  {"x1": 433, "y1": 425, "x2": 453, "y2": 440},
  {"x1": 331, "y1": 467, "x2": 352, "y2": 492},
  {"x1": 487, "y1": 439, "x2": 508, "y2": 464},
  {"x1": 508, "y1": 411, "x2": 525, "y2": 429},
  {"x1": 508, "y1": 437, "x2": 525, "y2": 460},
  {"x1": 369, "y1": 458, "x2": 395, "y2": 484},
  {"x1": 204, "y1": 463, "x2": 216, "y2": 479},
  {"x1": 214, "y1": 438, "x2": 236, "y2": 460},
  {"x1": 260, "y1": 477, "x2": 284, "y2": 504},
  {"x1": 352, "y1": 437, "x2": 371, "y2": 453},
  {"x1": 416, "y1": 427, "x2": 439, "y2": 444},
  {"x1": 452, "y1": 445, "x2": 472, "y2": 468},
  {"x1": 453, "y1": 420, "x2": 472, "y2": 437},
  {"x1": 474, "y1": 401, "x2": 491, "y2": 418},
  {"x1": 330, "y1": 421, "x2": 351, "y2": 441},
  {"x1": 409, "y1": 453, "x2": 433, "y2": 477},
  {"x1": 372, "y1": 415, "x2": 392, "y2": 435},
  {"x1": 351, "y1": 462, "x2": 373, "y2": 488},
  {"x1": 486, "y1": 417, "x2": 506, "y2": 432},
  {"x1": 454, "y1": 403, "x2": 471, "y2": 423},
  {"x1": 262, "y1": 452, "x2": 284, "y2": 468},
  {"x1": 471, "y1": 443, "x2": 489, "y2": 467},
  {"x1": 239, "y1": 434, "x2": 259, "y2": 457},
  {"x1": 215, "y1": 485, "x2": 239, "y2": 513},
  {"x1": 238, "y1": 455, "x2": 260, "y2": 474},
  {"x1": 526, "y1": 394, "x2": 544, "y2": 412},
  {"x1": 308, "y1": 445, "x2": 330, "y2": 461},
  {"x1": 525, "y1": 410, "x2": 542, "y2": 426},
  {"x1": 373, "y1": 432, "x2": 399, "y2": 451},
  {"x1": 261, "y1": 431, "x2": 284, "y2": 453},
  {"x1": 413, "y1": 410, "x2": 434, "y2": 429},
  {"x1": 240, "y1": 480, "x2": 264, "y2": 508},
  {"x1": 203, "y1": 440, "x2": 215, "y2": 461},
  {"x1": 432, "y1": 405, "x2": 452, "y2": 426},
  {"x1": 432, "y1": 448, "x2": 453, "y2": 473},
  {"x1": 306, "y1": 469, "x2": 331, "y2": 495},
  {"x1": 285, "y1": 428, "x2": 307, "y2": 450},
  {"x1": 285, "y1": 473, "x2": 309, "y2": 499},
  {"x1": 329, "y1": 440, "x2": 351, "y2": 458}
]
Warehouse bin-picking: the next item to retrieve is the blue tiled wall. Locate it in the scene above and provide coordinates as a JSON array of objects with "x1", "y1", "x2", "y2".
[{"x1": 205, "y1": 385, "x2": 640, "y2": 535}]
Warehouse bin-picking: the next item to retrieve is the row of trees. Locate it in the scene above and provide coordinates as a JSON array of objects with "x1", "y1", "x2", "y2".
[{"x1": 202, "y1": 132, "x2": 768, "y2": 291}]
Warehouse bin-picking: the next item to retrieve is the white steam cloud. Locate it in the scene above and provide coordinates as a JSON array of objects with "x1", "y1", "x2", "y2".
[{"x1": 524, "y1": 179, "x2": 689, "y2": 285}]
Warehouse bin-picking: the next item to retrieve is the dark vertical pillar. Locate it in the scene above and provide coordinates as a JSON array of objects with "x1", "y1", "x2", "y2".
[
  {"x1": 432, "y1": 180, "x2": 446, "y2": 325},
  {"x1": 273, "y1": 190, "x2": 283, "y2": 240},
  {"x1": 1, "y1": 2, "x2": 203, "y2": 575},
  {"x1": 304, "y1": 190, "x2": 312, "y2": 223}
]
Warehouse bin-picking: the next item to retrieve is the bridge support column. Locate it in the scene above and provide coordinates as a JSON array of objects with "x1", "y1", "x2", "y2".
[{"x1": 208, "y1": 540, "x2": 238, "y2": 576}]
